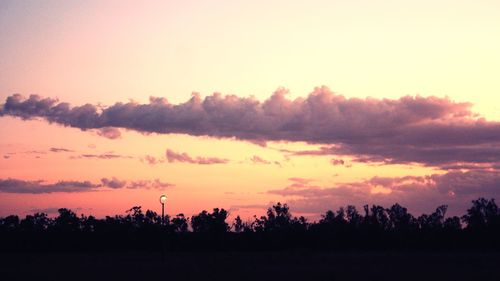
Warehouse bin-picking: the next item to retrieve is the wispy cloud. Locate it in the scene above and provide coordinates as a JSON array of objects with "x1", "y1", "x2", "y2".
[
  {"x1": 141, "y1": 155, "x2": 163, "y2": 165},
  {"x1": 249, "y1": 155, "x2": 280, "y2": 166},
  {"x1": 166, "y1": 149, "x2": 228, "y2": 165},
  {"x1": 127, "y1": 179, "x2": 174, "y2": 189},
  {"x1": 250, "y1": 155, "x2": 271, "y2": 164},
  {"x1": 0, "y1": 177, "x2": 174, "y2": 193},
  {"x1": 330, "y1": 158, "x2": 346, "y2": 166},
  {"x1": 288, "y1": 177, "x2": 315, "y2": 186},
  {"x1": 75, "y1": 153, "x2": 131, "y2": 160},
  {"x1": 49, "y1": 147, "x2": 74, "y2": 153}
]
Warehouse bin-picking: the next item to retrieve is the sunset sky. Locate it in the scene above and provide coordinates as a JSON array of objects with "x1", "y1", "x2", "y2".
[{"x1": 1, "y1": 0, "x2": 499, "y2": 220}]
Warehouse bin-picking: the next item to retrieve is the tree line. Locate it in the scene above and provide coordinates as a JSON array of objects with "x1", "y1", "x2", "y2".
[{"x1": 1, "y1": 198, "x2": 499, "y2": 252}]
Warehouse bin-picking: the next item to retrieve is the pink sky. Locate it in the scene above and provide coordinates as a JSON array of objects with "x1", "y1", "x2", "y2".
[{"x1": 1, "y1": 0, "x2": 500, "y2": 220}]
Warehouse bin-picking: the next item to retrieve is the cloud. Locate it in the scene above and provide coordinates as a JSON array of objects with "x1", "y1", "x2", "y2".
[
  {"x1": 330, "y1": 158, "x2": 345, "y2": 166},
  {"x1": 75, "y1": 153, "x2": 129, "y2": 160},
  {"x1": 2, "y1": 88, "x2": 500, "y2": 168},
  {"x1": 49, "y1": 147, "x2": 73, "y2": 153},
  {"x1": 142, "y1": 155, "x2": 163, "y2": 165},
  {"x1": 268, "y1": 170, "x2": 500, "y2": 216},
  {"x1": 100, "y1": 177, "x2": 127, "y2": 189},
  {"x1": 0, "y1": 179, "x2": 100, "y2": 194},
  {"x1": 165, "y1": 149, "x2": 229, "y2": 165},
  {"x1": 288, "y1": 177, "x2": 315, "y2": 185},
  {"x1": 250, "y1": 155, "x2": 271, "y2": 165},
  {"x1": 96, "y1": 127, "x2": 121, "y2": 139},
  {"x1": 127, "y1": 179, "x2": 174, "y2": 189},
  {"x1": 6, "y1": 150, "x2": 46, "y2": 156},
  {"x1": 0, "y1": 177, "x2": 171, "y2": 193},
  {"x1": 439, "y1": 163, "x2": 494, "y2": 171}
]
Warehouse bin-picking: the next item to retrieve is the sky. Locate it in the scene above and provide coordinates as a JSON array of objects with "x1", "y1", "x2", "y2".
[{"x1": 1, "y1": 0, "x2": 500, "y2": 221}]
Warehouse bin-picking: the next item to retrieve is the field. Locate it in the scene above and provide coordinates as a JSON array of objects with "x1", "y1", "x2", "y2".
[{"x1": 1, "y1": 250, "x2": 499, "y2": 281}]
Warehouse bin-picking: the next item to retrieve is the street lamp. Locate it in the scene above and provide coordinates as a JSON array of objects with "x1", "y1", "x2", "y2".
[{"x1": 159, "y1": 194, "x2": 167, "y2": 225}]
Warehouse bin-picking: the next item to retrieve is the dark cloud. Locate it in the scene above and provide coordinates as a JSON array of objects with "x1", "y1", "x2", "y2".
[
  {"x1": 2, "y1": 88, "x2": 500, "y2": 167},
  {"x1": 0, "y1": 176, "x2": 170, "y2": 193},
  {"x1": 332, "y1": 142, "x2": 500, "y2": 167},
  {"x1": 432, "y1": 170, "x2": 500, "y2": 197},
  {"x1": 0, "y1": 179, "x2": 100, "y2": 194},
  {"x1": 284, "y1": 142, "x2": 500, "y2": 168},
  {"x1": 439, "y1": 163, "x2": 497, "y2": 171},
  {"x1": 166, "y1": 149, "x2": 229, "y2": 165},
  {"x1": 268, "y1": 170, "x2": 500, "y2": 216}
]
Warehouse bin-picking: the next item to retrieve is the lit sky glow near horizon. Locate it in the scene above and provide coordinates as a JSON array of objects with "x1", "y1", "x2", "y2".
[{"x1": 1, "y1": 0, "x2": 499, "y2": 220}]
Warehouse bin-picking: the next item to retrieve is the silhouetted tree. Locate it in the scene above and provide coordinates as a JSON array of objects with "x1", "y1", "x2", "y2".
[
  {"x1": 316, "y1": 207, "x2": 349, "y2": 235},
  {"x1": 233, "y1": 215, "x2": 244, "y2": 233},
  {"x1": 363, "y1": 205, "x2": 390, "y2": 231},
  {"x1": 387, "y1": 203, "x2": 417, "y2": 231},
  {"x1": 20, "y1": 212, "x2": 51, "y2": 232},
  {"x1": 418, "y1": 205, "x2": 448, "y2": 231},
  {"x1": 346, "y1": 205, "x2": 362, "y2": 227},
  {"x1": 443, "y1": 216, "x2": 462, "y2": 231},
  {"x1": 462, "y1": 198, "x2": 499, "y2": 230},
  {"x1": 54, "y1": 208, "x2": 80, "y2": 232},
  {"x1": 290, "y1": 216, "x2": 308, "y2": 232},
  {"x1": 254, "y1": 203, "x2": 294, "y2": 232},
  {"x1": 145, "y1": 210, "x2": 162, "y2": 225},
  {"x1": 171, "y1": 213, "x2": 189, "y2": 233},
  {"x1": 191, "y1": 208, "x2": 229, "y2": 233},
  {"x1": 126, "y1": 206, "x2": 145, "y2": 227},
  {"x1": 81, "y1": 214, "x2": 98, "y2": 232},
  {"x1": 0, "y1": 215, "x2": 20, "y2": 231}
]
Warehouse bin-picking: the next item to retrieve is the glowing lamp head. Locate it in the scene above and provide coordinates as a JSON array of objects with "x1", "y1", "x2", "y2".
[{"x1": 159, "y1": 195, "x2": 167, "y2": 204}]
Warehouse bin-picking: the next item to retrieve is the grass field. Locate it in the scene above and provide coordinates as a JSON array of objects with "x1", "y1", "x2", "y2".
[{"x1": 1, "y1": 250, "x2": 499, "y2": 281}]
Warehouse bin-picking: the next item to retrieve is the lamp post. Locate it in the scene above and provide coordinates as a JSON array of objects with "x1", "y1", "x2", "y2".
[{"x1": 159, "y1": 195, "x2": 167, "y2": 225}]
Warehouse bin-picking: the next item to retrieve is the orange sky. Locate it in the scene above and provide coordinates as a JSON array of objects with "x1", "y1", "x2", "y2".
[{"x1": 1, "y1": 0, "x2": 499, "y2": 220}]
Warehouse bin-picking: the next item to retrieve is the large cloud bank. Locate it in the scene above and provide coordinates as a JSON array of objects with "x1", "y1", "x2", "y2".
[{"x1": 2, "y1": 87, "x2": 500, "y2": 167}]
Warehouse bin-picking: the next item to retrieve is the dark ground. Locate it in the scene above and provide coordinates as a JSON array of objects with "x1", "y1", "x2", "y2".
[{"x1": 1, "y1": 250, "x2": 499, "y2": 281}]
